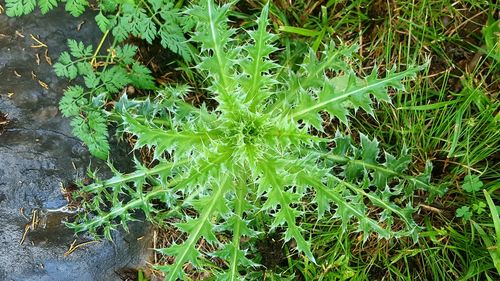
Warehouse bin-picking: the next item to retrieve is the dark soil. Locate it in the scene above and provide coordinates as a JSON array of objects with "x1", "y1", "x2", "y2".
[
  {"x1": 115, "y1": 268, "x2": 140, "y2": 281},
  {"x1": 256, "y1": 232, "x2": 287, "y2": 269}
]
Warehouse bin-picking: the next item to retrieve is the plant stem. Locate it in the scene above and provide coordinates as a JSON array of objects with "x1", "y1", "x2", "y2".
[{"x1": 91, "y1": 29, "x2": 110, "y2": 66}]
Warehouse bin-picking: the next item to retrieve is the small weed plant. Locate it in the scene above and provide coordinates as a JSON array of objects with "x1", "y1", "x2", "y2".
[
  {"x1": 6, "y1": 0, "x2": 193, "y2": 159},
  {"x1": 6, "y1": 0, "x2": 193, "y2": 59},
  {"x1": 62, "y1": 1, "x2": 441, "y2": 279}
]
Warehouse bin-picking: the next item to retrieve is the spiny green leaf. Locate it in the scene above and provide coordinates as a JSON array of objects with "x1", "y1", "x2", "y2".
[
  {"x1": 291, "y1": 64, "x2": 427, "y2": 128},
  {"x1": 305, "y1": 175, "x2": 393, "y2": 240},
  {"x1": 122, "y1": 112, "x2": 208, "y2": 160},
  {"x1": 215, "y1": 244, "x2": 258, "y2": 280},
  {"x1": 176, "y1": 218, "x2": 218, "y2": 244},
  {"x1": 325, "y1": 132, "x2": 442, "y2": 196},
  {"x1": 157, "y1": 243, "x2": 200, "y2": 267},
  {"x1": 190, "y1": 0, "x2": 239, "y2": 111},
  {"x1": 318, "y1": 84, "x2": 350, "y2": 125},
  {"x1": 260, "y1": 161, "x2": 315, "y2": 262},
  {"x1": 360, "y1": 133, "x2": 379, "y2": 165},
  {"x1": 373, "y1": 152, "x2": 411, "y2": 188},
  {"x1": 240, "y1": 3, "x2": 278, "y2": 109},
  {"x1": 63, "y1": 2, "x2": 431, "y2": 279},
  {"x1": 161, "y1": 175, "x2": 230, "y2": 281}
]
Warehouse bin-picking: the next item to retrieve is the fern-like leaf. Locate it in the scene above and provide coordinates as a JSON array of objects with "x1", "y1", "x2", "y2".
[
  {"x1": 159, "y1": 24, "x2": 192, "y2": 62},
  {"x1": 65, "y1": 0, "x2": 88, "y2": 17},
  {"x1": 95, "y1": 11, "x2": 110, "y2": 33},
  {"x1": 59, "y1": 85, "x2": 85, "y2": 117},
  {"x1": 39, "y1": 0, "x2": 58, "y2": 14},
  {"x1": 71, "y1": 110, "x2": 109, "y2": 160},
  {"x1": 67, "y1": 39, "x2": 93, "y2": 58},
  {"x1": 5, "y1": 0, "x2": 36, "y2": 16},
  {"x1": 128, "y1": 62, "x2": 156, "y2": 90}
]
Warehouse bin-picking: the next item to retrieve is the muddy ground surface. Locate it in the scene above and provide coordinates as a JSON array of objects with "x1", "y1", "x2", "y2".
[{"x1": 0, "y1": 8, "x2": 150, "y2": 281}]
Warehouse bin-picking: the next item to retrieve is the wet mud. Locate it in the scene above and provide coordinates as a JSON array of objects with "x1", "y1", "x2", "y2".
[{"x1": 0, "y1": 8, "x2": 150, "y2": 281}]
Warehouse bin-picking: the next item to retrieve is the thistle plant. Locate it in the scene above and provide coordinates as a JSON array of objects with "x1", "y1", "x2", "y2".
[{"x1": 69, "y1": 1, "x2": 441, "y2": 279}]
